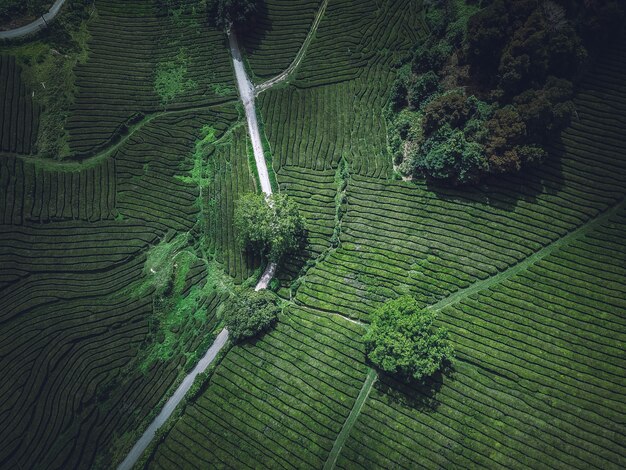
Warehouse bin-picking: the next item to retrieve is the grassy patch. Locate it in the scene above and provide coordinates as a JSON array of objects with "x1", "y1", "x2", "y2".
[
  {"x1": 154, "y1": 49, "x2": 197, "y2": 104},
  {"x1": 176, "y1": 125, "x2": 217, "y2": 188}
]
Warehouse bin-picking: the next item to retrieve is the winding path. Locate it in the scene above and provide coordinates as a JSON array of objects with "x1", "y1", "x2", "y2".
[
  {"x1": 0, "y1": 0, "x2": 66, "y2": 40},
  {"x1": 117, "y1": 3, "x2": 329, "y2": 466},
  {"x1": 117, "y1": 328, "x2": 229, "y2": 470},
  {"x1": 255, "y1": 0, "x2": 329, "y2": 95}
]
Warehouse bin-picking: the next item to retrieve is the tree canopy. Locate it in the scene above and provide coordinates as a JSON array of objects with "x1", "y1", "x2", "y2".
[
  {"x1": 363, "y1": 296, "x2": 454, "y2": 382},
  {"x1": 223, "y1": 288, "x2": 280, "y2": 343},
  {"x1": 207, "y1": 0, "x2": 257, "y2": 30},
  {"x1": 234, "y1": 193, "x2": 306, "y2": 263},
  {"x1": 387, "y1": 0, "x2": 624, "y2": 185}
]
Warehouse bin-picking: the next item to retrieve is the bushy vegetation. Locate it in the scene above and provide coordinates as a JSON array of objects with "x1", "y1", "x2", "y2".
[
  {"x1": 364, "y1": 296, "x2": 453, "y2": 382},
  {"x1": 154, "y1": 50, "x2": 197, "y2": 104},
  {"x1": 222, "y1": 287, "x2": 280, "y2": 342},
  {"x1": 388, "y1": 0, "x2": 625, "y2": 184},
  {"x1": 234, "y1": 192, "x2": 306, "y2": 263},
  {"x1": 0, "y1": 0, "x2": 48, "y2": 24}
]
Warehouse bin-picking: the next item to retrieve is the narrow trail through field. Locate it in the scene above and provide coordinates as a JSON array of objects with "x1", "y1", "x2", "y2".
[
  {"x1": 429, "y1": 197, "x2": 626, "y2": 312},
  {"x1": 255, "y1": 0, "x2": 329, "y2": 94},
  {"x1": 0, "y1": 0, "x2": 66, "y2": 39},
  {"x1": 117, "y1": 328, "x2": 229, "y2": 470},
  {"x1": 324, "y1": 368, "x2": 377, "y2": 470}
]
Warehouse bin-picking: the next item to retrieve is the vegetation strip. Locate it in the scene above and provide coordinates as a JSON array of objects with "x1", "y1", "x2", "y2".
[
  {"x1": 323, "y1": 368, "x2": 377, "y2": 470},
  {"x1": 429, "y1": 198, "x2": 625, "y2": 312}
]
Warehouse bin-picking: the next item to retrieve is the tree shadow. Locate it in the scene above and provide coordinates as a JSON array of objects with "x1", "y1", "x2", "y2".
[
  {"x1": 373, "y1": 361, "x2": 455, "y2": 413},
  {"x1": 238, "y1": 0, "x2": 269, "y2": 53}
]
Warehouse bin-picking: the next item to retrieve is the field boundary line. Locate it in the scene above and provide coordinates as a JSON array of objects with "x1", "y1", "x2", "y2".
[
  {"x1": 12, "y1": 101, "x2": 238, "y2": 171},
  {"x1": 429, "y1": 198, "x2": 625, "y2": 312},
  {"x1": 323, "y1": 368, "x2": 377, "y2": 470},
  {"x1": 255, "y1": 0, "x2": 329, "y2": 94},
  {"x1": 296, "y1": 304, "x2": 367, "y2": 327}
]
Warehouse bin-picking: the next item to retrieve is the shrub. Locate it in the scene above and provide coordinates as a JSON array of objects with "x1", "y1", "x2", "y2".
[
  {"x1": 223, "y1": 288, "x2": 280, "y2": 342},
  {"x1": 407, "y1": 71, "x2": 440, "y2": 110},
  {"x1": 363, "y1": 296, "x2": 454, "y2": 382}
]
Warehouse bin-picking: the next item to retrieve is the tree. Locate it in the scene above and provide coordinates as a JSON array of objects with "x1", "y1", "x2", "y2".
[
  {"x1": 363, "y1": 296, "x2": 454, "y2": 382},
  {"x1": 223, "y1": 288, "x2": 280, "y2": 342},
  {"x1": 234, "y1": 193, "x2": 306, "y2": 262},
  {"x1": 207, "y1": 0, "x2": 257, "y2": 30}
]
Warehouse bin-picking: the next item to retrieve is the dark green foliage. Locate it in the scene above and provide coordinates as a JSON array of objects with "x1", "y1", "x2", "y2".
[
  {"x1": 363, "y1": 296, "x2": 454, "y2": 382},
  {"x1": 407, "y1": 71, "x2": 439, "y2": 110},
  {"x1": 223, "y1": 288, "x2": 280, "y2": 342},
  {"x1": 234, "y1": 193, "x2": 306, "y2": 263},
  {"x1": 0, "y1": 0, "x2": 48, "y2": 23},
  {"x1": 207, "y1": 0, "x2": 257, "y2": 30},
  {"x1": 388, "y1": 0, "x2": 624, "y2": 184},
  {"x1": 417, "y1": 125, "x2": 488, "y2": 184}
]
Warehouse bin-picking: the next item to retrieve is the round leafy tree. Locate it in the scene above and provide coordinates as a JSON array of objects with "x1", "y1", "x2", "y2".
[
  {"x1": 223, "y1": 288, "x2": 280, "y2": 343},
  {"x1": 363, "y1": 296, "x2": 454, "y2": 382},
  {"x1": 234, "y1": 193, "x2": 306, "y2": 263}
]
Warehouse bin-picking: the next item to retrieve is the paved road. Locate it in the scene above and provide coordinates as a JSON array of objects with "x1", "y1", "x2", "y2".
[
  {"x1": 117, "y1": 328, "x2": 229, "y2": 470},
  {"x1": 0, "y1": 0, "x2": 66, "y2": 40},
  {"x1": 228, "y1": 29, "x2": 278, "y2": 290}
]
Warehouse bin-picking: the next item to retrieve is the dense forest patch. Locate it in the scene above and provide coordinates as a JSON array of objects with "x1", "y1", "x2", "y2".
[{"x1": 388, "y1": 0, "x2": 625, "y2": 184}]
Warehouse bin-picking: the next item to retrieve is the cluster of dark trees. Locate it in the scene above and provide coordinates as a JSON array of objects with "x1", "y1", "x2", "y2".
[
  {"x1": 388, "y1": 0, "x2": 624, "y2": 185},
  {"x1": 0, "y1": 0, "x2": 49, "y2": 24}
]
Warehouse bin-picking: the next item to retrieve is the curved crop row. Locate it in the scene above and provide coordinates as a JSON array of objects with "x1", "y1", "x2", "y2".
[
  {"x1": 0, "y1": 155, "x2": 116, "y2": 224},
  {"x1": 339, "y1": 208, "x2": 626, "y2": 470},
  {"x1": 0, "y1": 55, "x2": 39, "y2": 155},
  {"x1": 241, "y1": 0, "x2": 322, "y2": 80},
  {"x1": 147, "y1": 307, "x2": 368, "y2": 469}
]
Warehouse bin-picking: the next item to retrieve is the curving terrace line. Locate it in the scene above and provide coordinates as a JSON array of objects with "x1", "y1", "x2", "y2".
[{"x1": 255, "y1": 0, "x2": 329, "y2": 95}]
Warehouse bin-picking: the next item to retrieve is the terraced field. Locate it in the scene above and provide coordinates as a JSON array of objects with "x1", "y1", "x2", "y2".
[
  {"x1": 146, "y1": 306, "x2": 368, "y2": 469},
  {"x1": 0, "y1": 55, "x2": 39, "y2": 154},
  {"x1": 67, "y1": 0, "x2": 235, "y2": 156},
  {"x1": 0, "y1": 2, "x2": 246, "y2": 468},
  {"x1": 0, "y1": 0, "x2": 625, "y2": 468},
  {"x1": 147, "y1": 2, "x2": 625, "y2": 468},
  {"x1": 241, "y1": 0, "x2": 322, "y2": 80}
]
